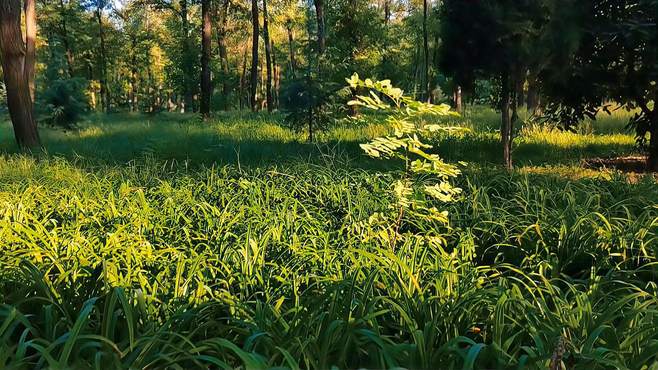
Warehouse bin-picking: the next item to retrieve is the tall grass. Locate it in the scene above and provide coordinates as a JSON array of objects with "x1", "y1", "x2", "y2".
[{"x1": 0, "y1": 154, "x2": 657, "y2": 368}]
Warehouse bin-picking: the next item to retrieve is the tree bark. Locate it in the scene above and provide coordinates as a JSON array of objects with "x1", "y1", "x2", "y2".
[
  {"x1": 501, "y1": 72, "x2": 513, "y2": 170},
  {"x1": 130, "y1": 36, "x2": 138, "y2": 112},
  {"x1": 313, "y1": 0, "x2": 325, "y2": 55},
  {"x1": 217, "y1": 0, "x2": 230, "y2": 110},
  {"x1": 422, "y1": 0, "x2": 430, "y2": 102},
  {"x1": 249, "y1": 0, "x2": 259, "y2": 111},
  {"x1": 527, "y1": 76, "x2": 541, "y2": 116},
  {"x1": 0, "y1": 0, "x2": 40, "y2": 149},
  {"x1": 200, "y1": 0, "x2": 212, "y2": 118},
  {"x1": 262, "y1": 0, "x2": 273, "y2": 112},
  {"x1": 24, "y1": 0, "x2": 36, "y2": 102}
]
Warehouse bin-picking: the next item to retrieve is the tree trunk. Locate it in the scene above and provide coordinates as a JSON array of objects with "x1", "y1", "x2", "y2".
[
  {"x1": 217, "y1": 0, "x2": 230, "y2": 110},
  {"x1": 453, "y1": 85, "x2": 462, "y2": 113},
  {"x1": 181, "y1": 0, "x2": 193, "y2": 112},
  {"x1": 262, "y1": 0, "x2": 273, "y2": 112},
  {"x1": 272, "y1": 40, "x2": 279, "y2": 109},
  {"x1": 422, "y1": 0, "x2": 430, "y2": 102},
  {"x1": 527, "y1": 76, "x2": 541, "y2": 116},
  {"x1": 285, "y1": 21, "x2": 296, "y2": 78},
  {"x1": 313, "y1": 0, "x2": 325, "y2": 55},
  {"x1": 200, "y1": 0, "x2": 212, "y2": 118},
  {"x1": 96, "y1": 7, "x2": 109, "y2": 113},
  {"x1": 501, "y1": 72, "x2": 513, "y2": 170},
  {"x1": 130, "y1": 36, "x2": 138, "y2": 112},
  {"x1": 24, "y1": 0, "x2": 36, "y2": 102},
  {"x1": 58, "y1": 0, "x2": 75, "y2": 77},
  {"x1": 0, "y1": 0, "x2": 40, "y2": 149},
  {"x1": 249, "y1": 0, "x2": 259, "y2": 111}
]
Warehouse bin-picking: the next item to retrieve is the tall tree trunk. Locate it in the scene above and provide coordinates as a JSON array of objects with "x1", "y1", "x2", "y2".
[
  {"x1": 313, "y1": 0, "x2": 325, "y2": 55},
  {"x1": 240, "y1": 45, "x2": 247, "y2": 110},
  {"x1": 217, "y1": 0, "x2": 230, "y2": 110},
  {"x1": 96, "y1": 7, "x2": 109, "y2": 113},
  {"x1": 422, "y1": 0, "x2": 430, "y2": 102},
  {"x1": 0, "y1": 0, "x2": 40, "y2": 149},
  {"x1": 249, "y1": 0, "x2": 259, "y2": 111},
  {"x1": 130, "y1": 36, "x2": 138, "y2": 112},
  {"x1": 285, "y1": 20, "x2": 296, "y2": 78},
  {"x1": 501, "y1": 71, "x2": 513, "y2": 170},
  {"x1": 24, "y1": 0, "x2": 36, "y2": 102},
  {"x1": 58, "y1": 0, "x2": 75, "y2": 77},
  {"x1": 200, "y1": 0, "x2": 212, "y2": 118},
  {"x1": 272, "y1": 40, "x2": 279, "y2": 109},
  {"x1": 262, "y1": 0, "x2": 273, "y2": 112},
  {"x1": 181, "y1": 0, "x2": 193, "y2": 112}
]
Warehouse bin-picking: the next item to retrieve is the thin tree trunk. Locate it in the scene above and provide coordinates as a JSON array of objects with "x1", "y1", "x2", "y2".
[
  {"x1": 501, "y1": 71, "x2": 513, "y2": 170},
  {"x1": 262, "y1": 0, "x2": 273, "y2": 112},
  {"x1": 272, "y1": 40, "x2": 279, "y2": 109},
  {"x1": 96, "y1": 7, "x2": 109, "y2": 113},
  {"x1": 58, "y1": 0, "x2": 75, "y2": 77},
  {"x1": 24, "y1": 0, "x2": 36, "y2": 102},
  {"x1": 453, "y1": 85, "x2": 462, "y2": 113},
  {"x1": 217, "y1": 0, "x2": 230, "y2": 110},
  {"x1": 313, "y1": 0, "x2": 325, "y2": 55},
  {"x1": 181, "y1": 0, "x2": 193, "y2": 112},
  {"x1": 285, "y1": 21, "x2": 296, "y2": 78},
  {"x1": 527, "y1": 75, "x2": 540, "y2": 116},
  {"x1": 0, "y1": 0, "x2": 40, "y2": 148},
  {"x1": 130, "y1": 36, "x2": 138, "y2": 112},
  {"x1": 200, "y1": 0, "x2": 212, "y2": 118},
  {"x1": 240, "y1": 45, "x2": 247, "y2": 110},
  {"x1": 422, "y1": 0, "x2": 430, "y2": 102},
  {"x1": 249, "y1": 0, "x2": 259, "y2": 111}
]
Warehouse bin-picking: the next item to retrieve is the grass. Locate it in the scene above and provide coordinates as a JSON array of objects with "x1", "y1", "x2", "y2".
[{"x1": 1, "y1": 106, "x2": 656, "y2": 369}]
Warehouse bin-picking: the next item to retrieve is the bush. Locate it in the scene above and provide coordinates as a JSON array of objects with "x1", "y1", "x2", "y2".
[{"x1": 39, "y1": 78, "x2": 89, "y2": 128}]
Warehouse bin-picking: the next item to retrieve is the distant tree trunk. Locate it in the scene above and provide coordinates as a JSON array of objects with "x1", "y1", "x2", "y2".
[
  {"x1": 58, "y1": 0, "x2": 75, "y2": 77},
  {"x1": 181, "y1": 0, "x2": 193, "y2": 112},
  {"x1": 527, "y1": 76, "x2": 541, "y2": 116},
  {"x1": 285, "y1": 20, "x2": 296, "y2": 78},
  {"x1": 200, "y1": 0, "x2": 212, "y2": 118},
  {"x1": 239, "y1": 45, "x2": 247, "y2": 110},
  {"x1": 313, "y1": 0, "x2": 325, "y2": 55},
  {"x1": 262, "y1": 0, "x2": 273, "y2": 112},
  {"x1": 96, "y1": 6, "x2": 109, "y2": 113},
  {"x1": 422, "y1": 0, "x2": 430, "y2": 102},
  {"x1": 501, "y1": 71, "x2": 513, "y2": 170},
  {"x1": 271, "y1": 39, "x2": 279, "y2": 109},
  {"x1": 217, "y1": 0, "x2": 230, "y2": 110},
  {"x1": 249, "y1": 0, "x2": 259, "y2": 111},
  {"x1": 24, "y1": 0, "x2": 36, "y2": 101},
  {"x1": 453, "y1": 85, "x2": 462, "y2": 112},
  {"x1": 0, "y1": 0, "x2": 40, "y2": 149},
  {"x1": 130, "y1": 36, "x2": 138, "y2": 112}
]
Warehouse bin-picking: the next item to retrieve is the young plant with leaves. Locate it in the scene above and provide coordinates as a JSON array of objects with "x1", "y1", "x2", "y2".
[{"x1": 347, "y1": 73, "x2": 468, "y2": 249}]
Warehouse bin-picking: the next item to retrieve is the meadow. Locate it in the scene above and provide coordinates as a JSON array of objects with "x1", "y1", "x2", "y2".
[{"x1": 1, "y1": 107, "x2": 657, "y2": 369}]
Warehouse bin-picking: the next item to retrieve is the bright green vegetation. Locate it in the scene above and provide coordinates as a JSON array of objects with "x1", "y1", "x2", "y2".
[{"x1": 1, "y1": 109, "x2": 657, "y2": 369}]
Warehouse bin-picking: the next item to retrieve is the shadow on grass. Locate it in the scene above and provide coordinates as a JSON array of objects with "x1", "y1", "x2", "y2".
[{"x1": 0, "y1": 112, "x2": 639, "y2": 171}]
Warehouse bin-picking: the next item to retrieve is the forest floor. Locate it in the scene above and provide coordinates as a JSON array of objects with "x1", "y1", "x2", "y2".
[{"x1": 1, "y1": 107, "x2": 657, "y2": 369}]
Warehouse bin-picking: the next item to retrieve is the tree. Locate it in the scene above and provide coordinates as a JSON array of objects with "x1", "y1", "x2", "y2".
[
  {"x1": 262, "y1": 0, "x2": 273, "y2": 112},
  {"x1": 439, "y1": 0, "x2": 552, "y2": 169},
  {"x1": 249, "y1": 0, "x2": 259, "y2": 111},
  {"x1": 542, "y1": 0, "x2": 658, "y2": 170},
  {"x1": 216, "y1": 0, "x2": 231, "y2": 110},
  {"x1": 0, "y1": 0, "x2": 41, "y2": 148},
  {"x1": 313, "y1": 0, "x2": 325, "y2": 55},
  {"x1": 199, "y1": 0, "x2": 212, "y2": 117},
  {"x1": 24, "y1": 0, "x2": 36, "y2": 101}
]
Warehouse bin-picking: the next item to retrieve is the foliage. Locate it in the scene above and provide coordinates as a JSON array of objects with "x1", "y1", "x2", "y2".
[
  {"x1": 347, "y1": 74, "x2": 466, "y2": 242},
  {"x1": 39, "y1": 78, "x2": 89, "y2": 128}
]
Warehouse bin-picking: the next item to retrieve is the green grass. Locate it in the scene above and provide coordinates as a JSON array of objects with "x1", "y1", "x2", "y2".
[{"x1": 1, "y1": 107, "x2": 656, "y2": 369}]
